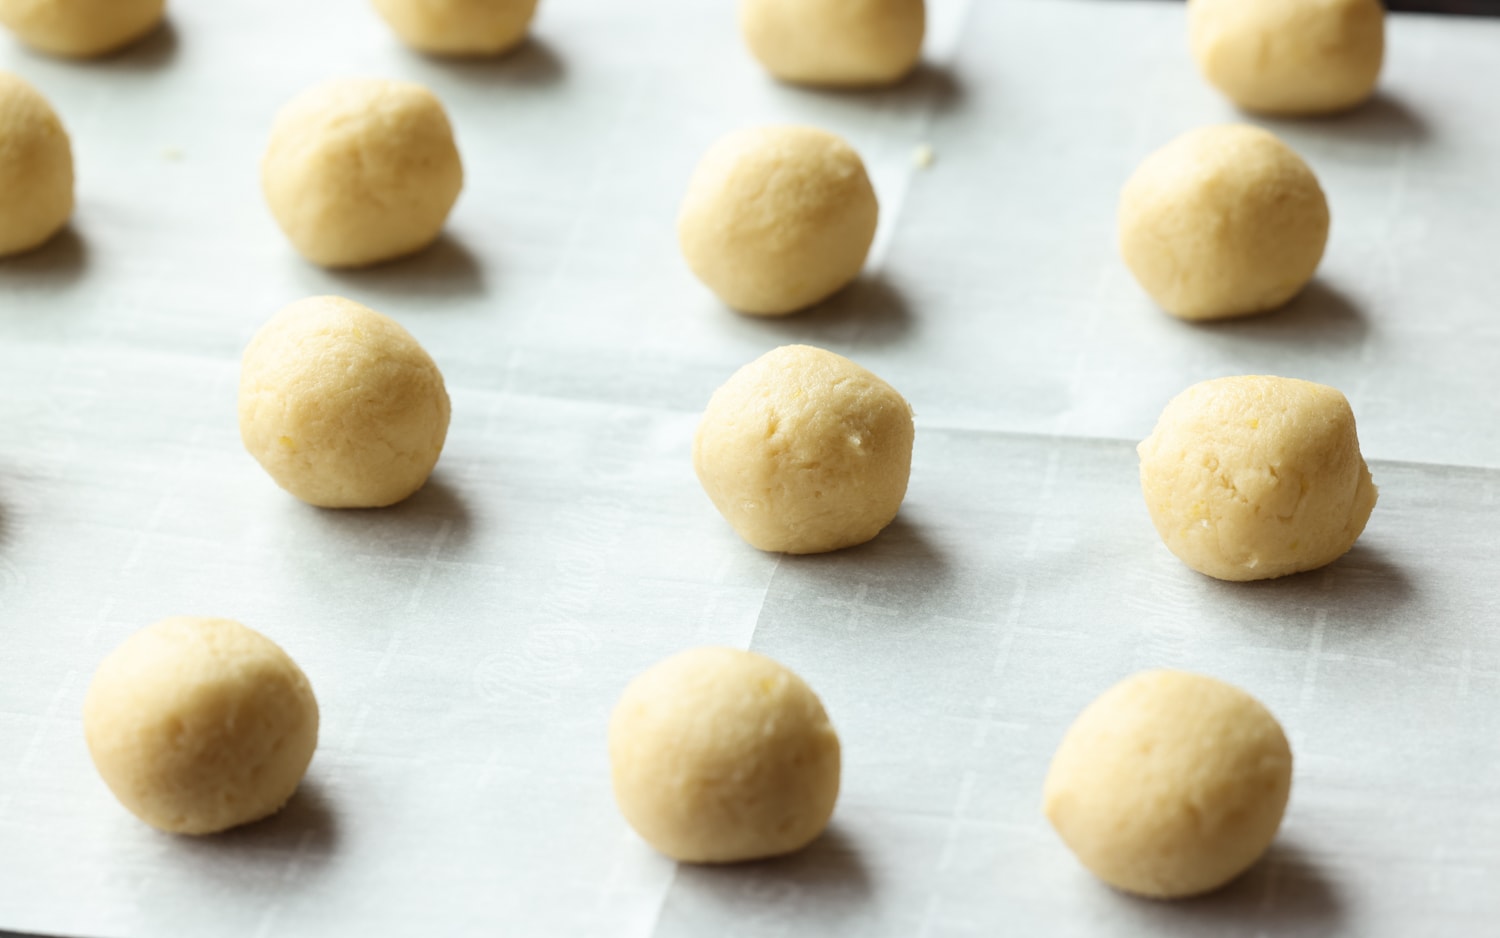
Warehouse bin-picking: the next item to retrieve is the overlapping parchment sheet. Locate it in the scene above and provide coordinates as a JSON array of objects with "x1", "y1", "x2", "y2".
[{"x1": 0, "y1": 0, "x2": 1497, "y2": 935}]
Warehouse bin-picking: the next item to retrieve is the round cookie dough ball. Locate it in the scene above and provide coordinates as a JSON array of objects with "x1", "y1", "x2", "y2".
[
  {"x1": 0, "y1": 71, "x2": 72, "y2": 257},
  {"x1": 1044, "y1": 670, "x2": 1293, "y2": 899},
  {"x1": 610, "y1": 647, "x2": 841, "y2": 863},
  {"x1": 1138, "y1": 375, "x2": 1378, "y2": 582},
  {"x1": 1119, "y1": 125, "x2": 1329, "y2": 321},
  {"x1": 261, "y1": 78, "x2": 464, "y2": 268},
  {"x1": 740, "y1": 0, "x2": 925, "y2": 88},
  {"x1": 0, "y1": 0, "x2": 164, "y2": 58},
  {"x1": 84, "y1": 617, "x2": 319, "y2": 835},
  {"x1": 370, "y1": 0, "x2": 538, "y2": 57},
  {"x1": 679, "y1": 125, "x2": 878, "y2": 316},
  {"x1": 1190, "y1": 0, "x2": 1384, "y2": 116},
  {"x1": 695, "y1": 345, "x2": 914, "y2": 554},
  {"x1": 239, "y1": 296, "x2": 451, "y2": 509}
]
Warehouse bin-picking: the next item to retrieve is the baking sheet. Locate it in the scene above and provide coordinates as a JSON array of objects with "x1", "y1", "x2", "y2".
[{"x1": 1, "y1": 0, "x2": 1498, "y2": 935}]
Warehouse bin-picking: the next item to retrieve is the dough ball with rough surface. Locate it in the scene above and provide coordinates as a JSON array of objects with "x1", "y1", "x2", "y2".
[
  {"x1": 1138, "y1": 375, "x2": 1377, "y2": 582},
  {"x1": 1190, "y1": 0, "x2": 1384, "y2": 116},
  {"x1": 1119, "y1": 124, "x2": 1329, "y2": 321},
  {"x1": 679, "y1": 125, "x2": 878, "y2": 316},
  {"x1": 1044, "y1": 670, "x2": 1292, "y2": 899},
  {"x1": 0, "y1": 0, "x2": 164, "y2": 58},
  {"x1": 84, "y1": 617, "x2": 319, "y2": 835},
  {"x1": 0, "y1": 71, "x2": 72, "y2": 257},
  {"x1": 740, "y1": 0, "x2": 925, "y2": 88},
  {"x1": 371, "y1": 0, "x2": 538, "y2": 57},
  {"x1": 610, "y1": 647, "x2": 841, "y2": 863},
  {"x1": 262, "y1": 78, "x2": 463, "y2": 268},
  {"x1": 239, "y1": 296, "x2": 451, "y2": 509},
  {"x1": 695, "y1": 344, "x2": 914, "y2": 554}
]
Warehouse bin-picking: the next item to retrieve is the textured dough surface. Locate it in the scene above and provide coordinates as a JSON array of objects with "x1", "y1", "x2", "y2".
[
  {"x1": 371, "y1": 0, "x2": 538, "y2": 56},
  {"x1": 1138, "y1": 375, "x2": 1377, "y2": 581},
  {"x1": 239, "y1": 296, "x2": 451, "y2": 509},
  {"x1": 695, "y1": 344, "x2": 914, "y2": 554},
  {"x1": 0, "y1": 70, "x2": 72, "y2": 257},
  {"x1": 1190, "y1": 0, "x2": 1384, "y2": 116},
  {"x1": 740, "y1": 0, "x2": 925, "y2": 88},
  {"x1": 1044, "y1": 670, "x2": 1293, "y2": 899},
  {"x1": 1119, "y1": 124, "x2": 1329, "y2": 321},
  {"x1": 609, "y1": 647, "x2": 841, "y2": 863},
  {"x1": 0, "y1": 0, "x2": 164, "y2": 58},
  {"x1": 678, "y1": 125, "x2": 878, "y2": 316},
  {"x1": 84, "y1": 617, "x2": 319, "y2": 835},
  {"x1": 262, "y1": 78, "x2": 463, "y2": 268}
]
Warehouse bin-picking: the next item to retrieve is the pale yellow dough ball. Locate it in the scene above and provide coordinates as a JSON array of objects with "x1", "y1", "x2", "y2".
[
  {"x1": 370, "y1": 0, "x2": 538, "y2": 57},
  {"x1": 610, "y1": 647, "x2": 841, "y2": 863},
  {"x1": 1044, "y1": 670, "x2": 1293, "y2": 899},
  {"x1": 84, "y1": 617, "x2": 319, "y2": 836},
  {"x1": 262, "y1": 78, "x2": 464, "y2": 268},
  {"x1": 1119, "y1": 124, "x2": 1329, "y2": 321},
  {"x1": 0, "y1": 71, "x2": 72, "y2": 257},
  {"x1": 1138, "y1": 375, "x2": 1378, "y2": 582},
  {"x1": 740, "y1": 0, "x2": 925, "y2": 88},
  {"x1": 0, "y1": 0, "x2": 164, "y2": 58},
  {"x1": 679, "y1": 125, "x2": 878, "y2": 316},
  {"x1": 1190, "y1": 0, "x2": 1384, "y2": 116},
  {"x1": 239, "y1": 296, "x2": 451, "y2": 509},
  {"x1": 695, "y1": 345, "x2": 914, "y2": 554}
]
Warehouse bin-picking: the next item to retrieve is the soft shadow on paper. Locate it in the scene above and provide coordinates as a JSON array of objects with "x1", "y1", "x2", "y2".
[
  {"x1": 431, "y1": 37, "x2": 566, "y2": 88},
  {"x1": 312, "y1": 233, "x2": 487, "y2": 302}
]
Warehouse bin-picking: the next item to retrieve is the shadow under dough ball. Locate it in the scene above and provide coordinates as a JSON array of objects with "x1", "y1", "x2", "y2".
[
  {"x1": 1138, "y1": 375, "x2": 1378, "y2": 582},
  {"x1": 609, "y1": 647, "x2": 841, "y2": 863},
  {"x1": 84, "y1": 617, "x2": 319, "y2": 835},
  {"x1": 0, "y1": 71, "x2": 72, "y2": 257},
  {"x1": 261, "y1": 78, "x2": 464, "y2": 268},
  {"x1": 370, "y1": 0, "x2": 539, "y2": 57},
  {"x1": 739, "y1": 0, "x2": 925, "y2": 88},
  {"x1": 239, "y1": 296, "x2": 451, "y2": 509},
  {"x1": 1119, "y1": 124, "x2": 1329, "y2": 321},
  {"x1": 1190, "y1": 0, "x2": 1384, "y2": 116},
  {"x1": 0, "y1": 0, "x2": 164, "y2": 58},
  {"x1": 1044, "y1": 670, "x2": 1293, "y2": 899},
  {"x1": 678, "y1": 125, "x2": 879, "y2": 316}
]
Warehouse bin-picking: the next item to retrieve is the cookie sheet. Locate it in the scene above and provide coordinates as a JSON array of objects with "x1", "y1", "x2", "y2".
[{"x1": 1, "y1": 1, "x2": 1497, "y2": 935}]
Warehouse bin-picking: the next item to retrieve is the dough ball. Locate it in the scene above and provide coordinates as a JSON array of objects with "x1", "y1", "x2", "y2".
[
  {"x1": 1119, "y1": 124, "x2": 1329, "y2": 321},
  {"x1": 1190, "y1": 0, "x2": 1384, "y2": 116},
  {"x1": 239, "y1": 296, "x2": 451, "y2": 509},
  {"x1": 0, "y1": 71, "x2": 72, "y2": 257},
  {"x1": 1044, "y1": 670, "x2": 1293, "y2": 899},
  {"x1": 261, "y1": 78, "x2": 464, "y2": 268},
  {"x1": 679, "y1": 125, "x2": 878, "y2": 316},
  {"x1": 1138, "y1": 375, "x2": 1377, "y2": 582},
  {"x1": 0, "y1": 0, "x2": 164, "y2": 58},
  {"x1": 695, "y1": 344, "x2": 914, "y2": 554},
  {"x1": 740, "y1": 0, "x2": 925, "y2": 88},
  {"x1": 609, "y1": 647, "x2": 841, "y2": 863},
  {"x1": 84, "y1": 617, "x2": 319, "y2": 835},
  {"x1": 370, "y1": 0, "x2": 538, "y2": 57}
]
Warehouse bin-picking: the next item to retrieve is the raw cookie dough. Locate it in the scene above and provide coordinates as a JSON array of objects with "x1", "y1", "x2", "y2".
[
  {"x1": 370, "y1": 0, "x2": 538, "y2": 57},
  {"x1": 0, "y1": 71, "x2": 72, "y2": 257},
  {"x1": 1138, "y1": 375, "x2": 1377, "y2": 582},
  {"x1": 261, "y1": 78, "x2": 464, "y2": 268},
  {"x1": 239, "y1": 296, "x2": 451, "y2": 509},
  {"x1": 1119, "y1": 124, "x2": 1329, "y2": 321},
  {"x1": 1044, "y1": 670, "x2": 1293, "y2": 899},
  {"x1": 1190, "y1": 0, "x2": 1384, "y2": 116},
  {"x1": 84, "y1": 617, "x2": 319, "y2": 835},
  {"x1": 0, "y1": 0, "x2": 164, "y2": 58},
  {"x1": 609, "y1": 647, "x2": 841, "y2": 863},
  {"x1": 679, "y1": 125, "x2": 878, "y2": 316},
  {"x1": 695, "y1": 344, "x2": 914, "y2": 554},
  {"x1": 740, "y1": 0, "x2": 925, "y2": 88}
]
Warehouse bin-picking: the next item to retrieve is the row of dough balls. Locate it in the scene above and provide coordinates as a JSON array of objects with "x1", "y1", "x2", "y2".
[{"x1": 84, "y1": 615, "x2": 1292, "y2": 900}]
